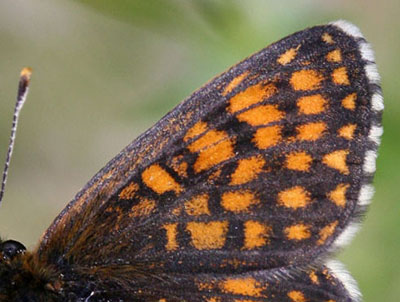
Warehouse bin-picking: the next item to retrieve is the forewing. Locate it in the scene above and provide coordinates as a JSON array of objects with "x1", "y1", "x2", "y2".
[{"x1": 37, "y1": 21, "x2": 381, "y2": 297}]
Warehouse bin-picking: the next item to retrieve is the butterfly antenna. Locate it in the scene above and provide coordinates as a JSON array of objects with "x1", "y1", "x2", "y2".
[{"x1": 0, "y1": 67, "x2": 32, "y2": 207}]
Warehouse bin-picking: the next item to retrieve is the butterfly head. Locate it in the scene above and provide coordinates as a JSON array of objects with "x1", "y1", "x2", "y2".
[{"x1": 0, "y1": 240, "x2": 26, "y2": 261}]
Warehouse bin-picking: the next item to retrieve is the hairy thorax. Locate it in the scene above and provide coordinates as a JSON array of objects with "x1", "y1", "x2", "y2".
[{"x1": 0, "y1": 248, "x2": 61, "y2": 302}]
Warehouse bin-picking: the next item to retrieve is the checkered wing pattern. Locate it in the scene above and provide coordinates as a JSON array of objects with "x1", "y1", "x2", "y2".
[
  {"x1": 131, "y1": 262, "x2": 359, "y2": 302},
  {"x1": 37, "y1": 21, "x2": 382, "y2": 302}
]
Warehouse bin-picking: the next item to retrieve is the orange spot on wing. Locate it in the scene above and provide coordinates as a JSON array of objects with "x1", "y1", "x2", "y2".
[
  {"x1": 222, "y1": 71, "x2": 250, "y2": 96},
  {"x1": 163, "y1": 223, "x2": 178, "y2": 251},
  {"x1": 188, "y1": 129, "x2": 235, "y2": 173},
  {"x1": 322, "y1": 150, "x2": 349, "y2": 174},
  {"x1": 253, "y1": 125, "x2": 282, "y2": 149},
  {"x1": 186, "y1": 221, "x2": 229, "y2": 250},
  {"x1": 230, "y1": 156, "x2": 265, "y2": 185},
  {"x1": 322, "y1": 33, "x2": 334, "y2": 44},
  {"x1": 243, "y1": 220, "x2": 271, "y2": 249},
  {"x1": 285, "y1": 224, "x2": 311, "y2": 240},
  {"x1": 193, "y1": 139, "x2": 235, "y2": 173},
  {"x1": 297, "y1": 94, "x2": 327, "y2": 115},
  {"x1": 341, "y1": 93, "x2": 357, "y2": 110},
  {"x1": 278, "y1": 186, "x2": 311, "y2": 209},
  {"x1": 277, "y1": 46, "x2": 299, "y2": 65},
  {"x1": 188, "y1": 130, "x2": 227, "y2": 152},
  {"x1": 221, "y1": 277, "x2": 264, "y2": 297},
  {"x1": 184, "y1": 121, "x2": 208, "y2": 142},
  {"x1": 317, "y1": 221, "x2": 338, "y2": 245},
  {"x1": 288, "y1": 290, "x2": 306, "y2": 302},
  {"x1": 290, "y1": 70, "x2": 324, "y2": 91},
  {"x1": 184, "y1": 194, "x2": 210, "y2": 216},
  {"x1": 296, "y1": 122, "x2": 326, "y2": 141},
  {"x1": 309, "y1": 270, "x2": 319, "y2": 284},
  {"x1": 221, "y1": 191, "x2": 259, "y2": 213},
  {"x1": 237, "y1": 104, "x2": 284, "y2": 126},
  {"x1": 338, "y1": 124, "x2": 357, "y2": 140},
  {"x1": 142, "y1": 164, "x2": 182, "y2": 194},
  {"x1": 129, "y1": 198, "x2": 156, "y2": 217},
  {"x1": 328, "y1": 183, "x2": 350, "y2": 207},
  {"x1": 119, "y1": 182, "x2": 139, "y2": 200},
  {"x1": 326, "y1": 49, "x2": 342, "y2": 62},
  {"x1": 332, "y1": 67, "x2": 350, "y2": 85},
  {"x1": 228, "y1": 82, "x2": 277, "y2": 113},
  {"x1": 285, "y1": 151, "x2": 312, "y2": 171}
]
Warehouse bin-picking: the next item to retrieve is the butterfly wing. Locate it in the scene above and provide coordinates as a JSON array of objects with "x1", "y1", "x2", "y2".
[
  {"x1": 149, "y1": 262, "x2": 360, "y2": 302},
  {"x1": 37, "y1": 21, "x2": 382, "y2": 301},
  {"x1": 64, "y1": 262, "x2": 357, "y2": 302}
]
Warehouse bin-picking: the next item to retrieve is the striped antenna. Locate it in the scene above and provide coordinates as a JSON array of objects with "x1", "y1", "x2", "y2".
[{"x1": 0, "y1": 67, "x2": 32, "y2": 207}]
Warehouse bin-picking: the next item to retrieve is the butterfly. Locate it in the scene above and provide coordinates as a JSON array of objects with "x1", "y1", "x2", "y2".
[{"x1": 0, "y1": 20, "x2": 383, "y2": 302}]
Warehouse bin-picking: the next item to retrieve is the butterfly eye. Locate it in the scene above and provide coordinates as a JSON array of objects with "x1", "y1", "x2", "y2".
[{"x1": 0, "y1": 240, "x2": 26, "y2": 260}]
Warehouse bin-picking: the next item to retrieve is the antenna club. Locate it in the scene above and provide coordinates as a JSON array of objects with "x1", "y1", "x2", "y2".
[{"x1": 20, "y1": 67, "x2": 33, "y2": 80}]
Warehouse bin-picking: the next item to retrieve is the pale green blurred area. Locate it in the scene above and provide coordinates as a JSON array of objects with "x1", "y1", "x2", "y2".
[{"x1": 0, "y1": 0, "x2": 398, "y2": 301}]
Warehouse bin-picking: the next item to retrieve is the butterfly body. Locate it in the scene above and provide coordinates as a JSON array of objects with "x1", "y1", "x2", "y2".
[{"x1": 0, "y1": 21, "x2": 382, "y2": 302}]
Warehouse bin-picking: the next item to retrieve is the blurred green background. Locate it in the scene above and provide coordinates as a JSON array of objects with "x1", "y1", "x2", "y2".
[{"x1": 0, "y1": 1, "x2": 398, "y2": 301}]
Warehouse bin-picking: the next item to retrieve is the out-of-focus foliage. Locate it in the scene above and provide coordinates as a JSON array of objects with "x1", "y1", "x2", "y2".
[{"x1": 0, "y1": 1, "x2": 398, "y2": 301}]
